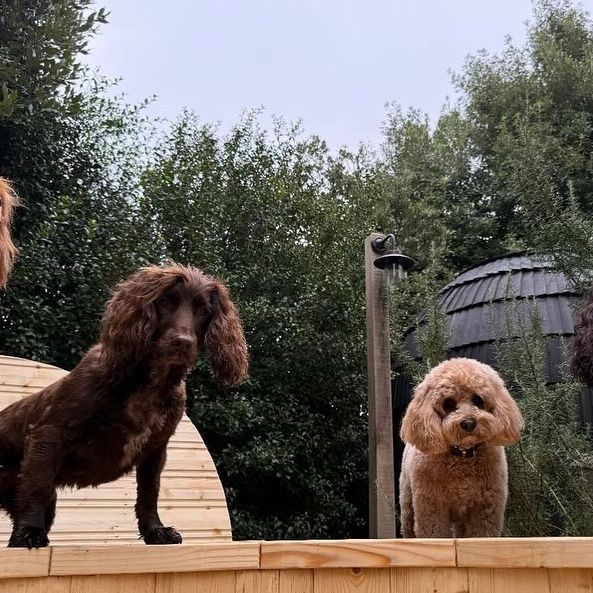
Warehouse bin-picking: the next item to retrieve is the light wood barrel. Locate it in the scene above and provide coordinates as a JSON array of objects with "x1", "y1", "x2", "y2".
[{"x1": 0, "y1": 355, "x2": 232, "y2": 545}]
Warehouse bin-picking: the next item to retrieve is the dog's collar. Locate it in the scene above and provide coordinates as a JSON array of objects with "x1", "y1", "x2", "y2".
[{"x1": 449, "y1": 444, "x2": 480, "y2": 458}]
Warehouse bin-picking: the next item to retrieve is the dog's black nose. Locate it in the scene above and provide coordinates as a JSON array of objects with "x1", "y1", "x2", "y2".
[
  {"x1": 461, "y1": 418, "x2": 476, "y2": 433},
  {"x1": 171, "y1": 335, "x2": 196, "y2": 351}
]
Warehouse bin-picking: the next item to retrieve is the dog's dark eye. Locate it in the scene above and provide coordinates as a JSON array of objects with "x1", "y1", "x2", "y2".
[
  {"x1": 157, "y1": 294, "x2": 175, "y2": 308},
  {"x1": 443, "y1": 398, "x2": 457, "y2": 414},
  {"x1": 472, "y1": 394, "x2": 485, "y2": 409},
  {"x1": 192, "y1": 296, "x2": 206, "y2": 311}
]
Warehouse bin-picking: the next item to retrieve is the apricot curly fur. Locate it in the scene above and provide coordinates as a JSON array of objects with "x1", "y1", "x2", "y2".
[
  {"x1": 399, "y1": 358, "x2": 523, "y2": 538},
  {"x1": 0, "y1": 177, "x2": 19, "y2": 288}
]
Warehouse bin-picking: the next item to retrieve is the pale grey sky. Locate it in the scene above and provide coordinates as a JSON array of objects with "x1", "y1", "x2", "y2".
[{"x1": 86, "y1": 1, "x2": 592, "y2": 150}]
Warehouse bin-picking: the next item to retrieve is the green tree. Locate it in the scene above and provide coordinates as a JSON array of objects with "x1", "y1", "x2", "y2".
[
  {"x1": 0, "y1": 87, "x2": 157, "y2": 367},
  {"x1": 0, "y1": 1, "x2": 156, "y2": 368},
  {"x1": 380, "y1": 106, "x2": 494, "y2": 270},
  {"x1": 453, "y1": 0, "x2": 593, "y2": 277},
  {"x1": 496, "y1": 301, "x2": 593, "y2": 536},
  {"x1": 0, "y1": 1, "x2": 108, "y2": 231},
  {"x1": 141, "y1": 111, "x2": 394, "y2": 538}
]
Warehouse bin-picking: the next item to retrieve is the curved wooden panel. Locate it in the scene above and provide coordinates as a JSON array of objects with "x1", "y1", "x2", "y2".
[{"x1": 0, "y1": 355, "x2": 232, "y2": 545}]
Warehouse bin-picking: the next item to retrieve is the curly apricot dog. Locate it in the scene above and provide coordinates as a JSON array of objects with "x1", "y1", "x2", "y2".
[{"x1": 399, "y1": 358, "x2": 523, "y2": 538}]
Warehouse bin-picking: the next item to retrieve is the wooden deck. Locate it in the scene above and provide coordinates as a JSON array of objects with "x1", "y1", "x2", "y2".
[{"x1": 2, "y1": 538, "x2": 593, "y2": 592}]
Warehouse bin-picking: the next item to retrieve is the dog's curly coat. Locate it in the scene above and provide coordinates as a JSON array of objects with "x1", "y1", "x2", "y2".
[
  {"x1": 399, "y1": 358, "x2": 523, "y2": 538},
  {"x1": 0, "y1": 177, "x2": 19, "y2": 288},
  {"x1": 0, "y1": 264, "x2": 248, "y2": 548},
  {"x1": 572, "y1": 287, "x2": 593, "y2": 386}
]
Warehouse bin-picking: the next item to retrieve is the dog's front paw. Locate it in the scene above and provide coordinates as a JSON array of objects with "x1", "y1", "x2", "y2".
[
  {"x1": 8, "y1": 526, "x2": 49, "y2": 549},
  {"x1": 142, "y1": 526, "x2": 182, "y2": 545}
]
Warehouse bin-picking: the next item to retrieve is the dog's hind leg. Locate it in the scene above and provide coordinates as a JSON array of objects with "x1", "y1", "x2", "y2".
[
  {"x1": 399, "y1": 470, "x2": 415, "y2": 538},
  {"x1": 0, "y1": 466, "x2": 18, "y2": 521}
]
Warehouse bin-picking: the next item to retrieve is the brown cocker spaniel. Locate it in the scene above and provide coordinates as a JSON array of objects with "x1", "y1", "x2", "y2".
[{"x1": 0, "y1": 264, "x2": 248, "y2": 548}]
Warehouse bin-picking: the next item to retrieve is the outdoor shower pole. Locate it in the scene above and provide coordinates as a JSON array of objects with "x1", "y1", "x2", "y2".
[{"x1": 365, "y1": 233, "x2": 396, "y2": 538}]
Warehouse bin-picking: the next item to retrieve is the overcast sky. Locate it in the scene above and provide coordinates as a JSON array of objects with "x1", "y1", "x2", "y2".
[{"x1": 86, "y1": 1, "x2": 593, "y2": 150}]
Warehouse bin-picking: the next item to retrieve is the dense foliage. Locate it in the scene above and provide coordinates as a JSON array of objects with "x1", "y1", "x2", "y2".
[
  {"x1": 389, "y1": 0, "x2": 593, "y2": 536},
  {"x1": 3, "y1": 0, "x2": 593, "y2": 537},
  {"x1": 140, "y1": 114, "x2": 387, "y2": 537}
]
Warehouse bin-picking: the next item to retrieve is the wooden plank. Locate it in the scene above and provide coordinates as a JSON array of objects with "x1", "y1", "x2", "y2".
[
  {"x1": 58, "y1": 475, "x2": 225, "y2": 492},
  {"x1": 70, "y1": 573, "x2": 156, "y2": 593},
  {"x1": 261, "y1": 539, "x2": 456, "y2": 569},
  {"x1": 548, "y1": 569, "x2": 591, "y2": 593},
  {"x1": 457, "y1": 538, "x2": 593, "y2": 568},
  {"x1": 392, "y1": 567, "x2": 468, "y2": 593},
  {"x1": 55, "y1": 494, "x2": 227, "y2": 506},
  {"x1": 0, "y1": 513, "x2": 231, "y2": 547},
  {"x1": 314, "y1": 568, "x2": 390, "y2": 593},
  {"x1": 0, "y1": 548, "x2": 51, "y2": 578},
  {"x1": 155, "y1": 571, "x2": 236, "y2": 593},
  {"x1": 47, "y1": 528, "x2": 230, "y2": 540},
  {"x1": 2, "y1": 553, "x2": 593, "y2": 593},
  {"x1": 278, "y1": 569, "x2": 313, "y2": 593},
  {"x1": 173, "y1": 423, "x2": 206, "y2": 436},
  {"x1": 166, "y1": 441, "x2": 210, "y2": 449},
  {"x1": 467, "y1": 568, "x2": 495, "y2": 593},
  {"x1": 365, "y1": 233, "x2": 396, "y2": 539},
  {"x1": 0, "y1": 355, "x2": 64, "y2": 368},
  {"x1": 165, "y1": 448, "x2": 218, "y2": 464},
  {"x1": 0, "y1": 369, "x2": 65, "y2": 381},
  {"x1": 0, "y1": 376, "x2": 61, "y2": 389},
  {"x1": 468, "y1": 568, "x2": 550, "y2": 593},
  {"x1": 431, "y1": 568, "x2": 469, "y2": 593},
  {"x1": 50, "y1": 543, "x2": 261, "y2": 576},
  {"x1": 0, "y1": 364, "x2": 65, "y2": 376},
  {"x1": 0, "y1": 388, "x2": 41, "y2": 399},
  {"x1": 391, "y1": 567, "x2": 434, "y2": 593},
  {"x1": 235, "y1": 570, "x2": 279, "y2": 593},
  {"x1": 0, "y1": 576, "x2": 71, "y2": 593},
  {"x1": 45, "y1": 506, "x2": 231, "y2": 530},
  {"x1": 1, "y1": 526, "x2": 230, "y2": 547}
]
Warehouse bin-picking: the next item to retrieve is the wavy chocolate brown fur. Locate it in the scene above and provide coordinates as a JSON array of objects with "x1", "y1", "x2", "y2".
[
  {"x1": 0, "y1": 264, "x2": 248, "y2": 548},
  {"x1": 572, "y1": 288, "x2": 593, "y2": 385},
  {"x1": 0, "y1": 177, "x2": 19, "y2": 288}
]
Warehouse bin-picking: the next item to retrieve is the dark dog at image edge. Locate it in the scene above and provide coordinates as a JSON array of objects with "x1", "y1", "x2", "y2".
[{"x1": 0, "y1": 264, "x2": 248, "y2": 548}]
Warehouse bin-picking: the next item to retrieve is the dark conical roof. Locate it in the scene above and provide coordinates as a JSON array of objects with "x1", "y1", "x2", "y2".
[{"x1": 398, "y1": 252, "x2": 579, "y2": 383}]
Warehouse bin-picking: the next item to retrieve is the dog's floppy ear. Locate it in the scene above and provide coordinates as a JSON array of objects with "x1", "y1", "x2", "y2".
[
  {"x1": 0, "y1": 177, "x2": 19, "y2": 289},
  {"x1": 489, "y1": 379, "x2": 523, "y2": 446},
  {"x1": 205, "y1": 280, "x2": 248, "y2": 387},
  {"x1": 101, "y1": 267, "x2": 174, "y2": 370},
  {"x1": 400, "y1": 379, "x2": 448, "y2": 454}
]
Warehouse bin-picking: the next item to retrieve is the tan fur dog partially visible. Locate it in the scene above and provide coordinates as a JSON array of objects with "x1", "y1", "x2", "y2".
[
  {"x1": 399, "y1": 358, "x2": 523, "y2": 538},
  {"x1": 0, "y1": 177, "x2": 19, "y2": 288}
]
